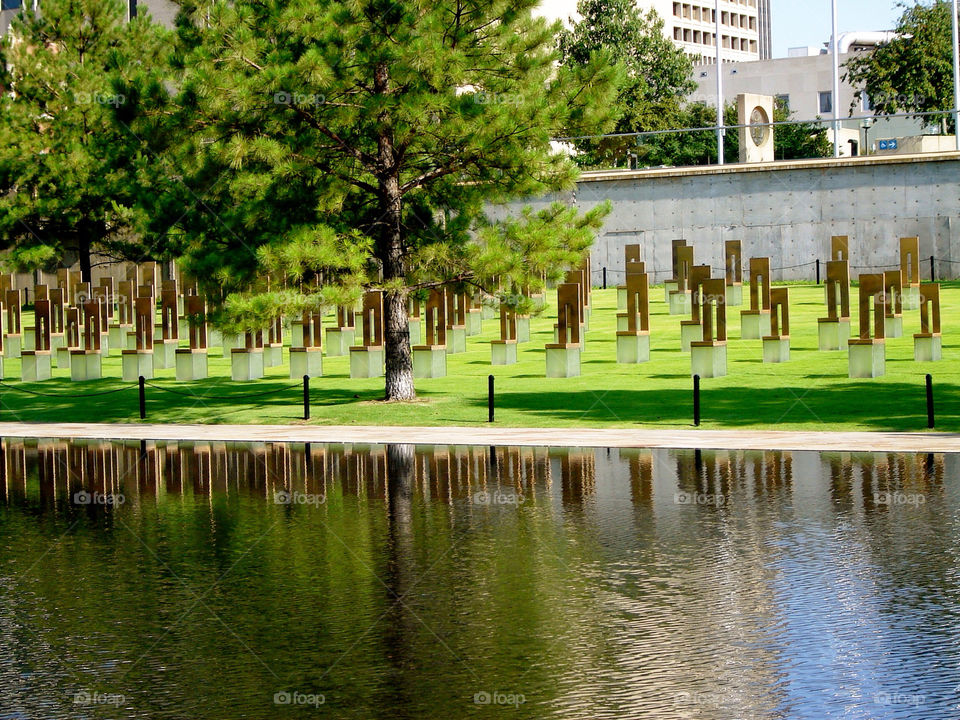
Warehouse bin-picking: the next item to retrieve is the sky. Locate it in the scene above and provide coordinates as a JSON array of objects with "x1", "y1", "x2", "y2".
[
  {"x1": 771, "y1": 0, "x2": 901, "y2": 57},
  {"x1": 535, "y1": 0, "x2": 904, "y2": 58}
]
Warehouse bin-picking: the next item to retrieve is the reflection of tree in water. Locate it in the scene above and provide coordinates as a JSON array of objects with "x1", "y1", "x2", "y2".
[{"x1": 375, "y1": 443, "x2": 417, "y2": 715}]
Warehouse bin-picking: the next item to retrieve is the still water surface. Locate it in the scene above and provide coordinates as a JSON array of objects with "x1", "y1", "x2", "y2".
[{"x1": 0, "y1": 439, "x2": 957, "y2": 719}]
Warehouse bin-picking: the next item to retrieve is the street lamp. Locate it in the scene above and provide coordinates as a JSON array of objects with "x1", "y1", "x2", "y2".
[
  {"x1": 953, "y1": 0, "x2": 959, "y2": 150},
  {"x1": 715, "y1": 0, "x2": 724, "y2": 165},
  {"x1": 861, "y1": 117, "x2": 874, "y2": 155},
  {"x1": 831, "y1": 0, "x2": 841, "y2": 157}
]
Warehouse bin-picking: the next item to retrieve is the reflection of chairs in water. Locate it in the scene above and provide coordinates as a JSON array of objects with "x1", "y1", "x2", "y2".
[
  {"x1": 411, "y1": 446, "x2": 551, "y2": 503},
  {"x1": 674, "y1": 450, "x2": 732, "y2": 500},
  {"x1": 824, "y1": 451, "x2": 944, "y2": 508},
  {"x1": 492, "y1": 447, "x2": 546, "y2": 500},
  {"x1": 671, "y1": 449, "x2": 790, "y2": 502},
  {"x1": 552, "y1": 449, "x2": 595, "y2": 505},
  {"x1": 3, "y1": 439, "x2": 950, "y2": 518},
  {"x1": 621, "y1": 448, "x2": 653, "y2": 506},
  {"x1": 754, "y1": 451, "x2": 793, "y2": 494}
]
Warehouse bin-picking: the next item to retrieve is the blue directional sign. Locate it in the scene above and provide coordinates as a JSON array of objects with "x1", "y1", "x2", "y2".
[{"x1": 877, "y1": 139, "x2": 899, "y2": 151}]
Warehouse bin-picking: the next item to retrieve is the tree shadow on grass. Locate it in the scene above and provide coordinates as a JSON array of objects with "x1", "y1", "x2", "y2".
[
  {"x1": 1, "y1": 376, "x2": 385, "y2": 425},
  {"x1": 472, "y1": 381, "x2": 960, "y2": 431}
]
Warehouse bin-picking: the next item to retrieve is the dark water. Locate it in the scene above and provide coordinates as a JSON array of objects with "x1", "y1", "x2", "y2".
[{"x1": 0, "y1": 439, "x2": 958, "y2": 719}]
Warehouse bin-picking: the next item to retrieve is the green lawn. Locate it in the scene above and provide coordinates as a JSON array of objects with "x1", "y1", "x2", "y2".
[{"x1": 2, "y1": 283, "x2": 958, "y2": 431}]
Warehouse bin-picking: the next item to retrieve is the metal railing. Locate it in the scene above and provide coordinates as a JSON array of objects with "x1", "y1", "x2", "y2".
[{"x1": 555, "y1": 111, "x2": 959, "y2": 172}]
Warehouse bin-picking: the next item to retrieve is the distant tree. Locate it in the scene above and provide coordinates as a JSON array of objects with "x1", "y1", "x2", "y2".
[
  {"x1": 154, "y1": 0, "x2": 619, "y2": 401},
  {"x1": 772, "y1": 101, "x2": 833, "y2": 160},
  {"x1": 637, "y1": 102, "x2": 731, "y2": 167},
  {"x1": 559, "y1": 0, "x2": 696, "y2": 166},
  {"x1": 844, "y1": 0, "x2": 957, "y2": 133},
  {"x1": 0, "y1": 0, "x2": 172, "y2": 281}
]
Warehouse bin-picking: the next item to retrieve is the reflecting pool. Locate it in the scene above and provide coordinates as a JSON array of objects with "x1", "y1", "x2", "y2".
[{"x1": 0, "y1": 439, "x2": 957, "y2": 719}]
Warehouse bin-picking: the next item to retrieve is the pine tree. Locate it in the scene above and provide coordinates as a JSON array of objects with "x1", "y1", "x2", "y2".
[
  {"x1": 158, "y1": 0, "x2": 619, "y2": 400},
  {"x1": 0, "y1": 0, "x2": 173, "y2": 281}
]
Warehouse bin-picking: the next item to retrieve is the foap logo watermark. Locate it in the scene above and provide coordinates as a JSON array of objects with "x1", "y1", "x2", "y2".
[
  {"x1": 874, "y1": 492, "x2": 926, "y2": 507},
  {"x1": 73, "y1": 92, "x2": 126, "y2": 107},
  {"x1": 273, "y1": 490, "x2": 326, "y2": 507},
  {"x1": 473, "y1": 690, "x2": 526, "y2": 708},
  {"x1": 273, "y1": 691, "x2": 325, "y2": 707},
  {"x1": 871, "y1": 92, "x2": 928, "y2": 108},
  {"x1": 73, "y1": 490, "x2": 125, "y2": 506},
  {"x1": 473, "y1": 92, "x2": 524, "y2": 106},
  {"x1": 675, "y1": 690, "x2": 723, "y2": 707},
  {"x1": 692, "y1": 290, "x2": 728, "y2": 306},
  {"x1": 674, "y1": 491, "x2": 725, "y2": 507},
  {"x1": 273, "y1": 91, "x2": 326, "y2": 107},
  {"x1": 73, "y1": 691, "x2": 125, "y2": 707},
  {"x1": 471, "y1": 490, "x2": 525, "y2": 506},
  {"x1": 874, "y1": 690, "x2": 925, "y2": 708}
]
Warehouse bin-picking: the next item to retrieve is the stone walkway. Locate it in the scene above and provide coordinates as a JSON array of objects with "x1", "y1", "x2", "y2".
[{"x1": 0, "y1": 423, "x2": 956, "y2": 452}]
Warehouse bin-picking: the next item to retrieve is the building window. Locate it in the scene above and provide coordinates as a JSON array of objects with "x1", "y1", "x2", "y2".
[
  {"x1": 1, "y1": 0, "x2": 22, "y2": 9},
  {"x1": 862, "y1": 92, "x2": 873, "y2": 111},
  {"x1": 775, "y1": 94, "x2": 790, "y2": 112},
  {"x1": 819, "y1": 91, "x2": 833, "y2": 114}
]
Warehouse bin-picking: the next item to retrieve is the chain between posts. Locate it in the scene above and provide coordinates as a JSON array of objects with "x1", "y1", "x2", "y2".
[
  {"x1": 0, "y1": 381, "x2": 131, "y2": 398},
  {"x1": 142, "y1": 379, "x2": 301, "y2": 400}
]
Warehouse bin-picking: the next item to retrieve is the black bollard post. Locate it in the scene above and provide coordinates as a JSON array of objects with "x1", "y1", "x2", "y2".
[
  {"x1": 693, "y1": 374, "x2": 701, "y2": 427},
  {"x1": 930, "y1": 255, "x2": 935, "y2": 281},
  {"x1": 138, "y1": 376, "x2": 146, "y2": 420},
  {"x1": 303, "y1": 375, "x2": 310, "y2": 421},
  {"x1": 816, "y1": 258, "x2": 821, "y2": 284},
  {"x1": 488, "y1": 374, "x2": 495, "y2": 422},
  {"x1": 926, "y1": 374, "x2": 935, "y2": 429},
  {"x1": 602, "y1": 267, "x2": 607, "y2": 289}
]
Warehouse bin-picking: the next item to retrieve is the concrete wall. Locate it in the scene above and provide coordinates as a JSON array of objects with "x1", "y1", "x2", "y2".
[{"x1": 498, "y1": 152, "x2": 960, "y2": 285}]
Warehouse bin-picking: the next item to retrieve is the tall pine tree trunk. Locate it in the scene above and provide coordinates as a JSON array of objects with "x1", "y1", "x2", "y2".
[
  {"x1": 376, "y1": 59, "x2": 415, "y2": 402},
  {"x1": 383, "y1": 281, "x2": 414, "y2": 400},
  {"x1": 379, "y1": 186, "x2": 414, "y2": 400}
]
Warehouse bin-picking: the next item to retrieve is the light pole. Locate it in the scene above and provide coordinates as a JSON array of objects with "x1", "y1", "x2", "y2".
[
  {"x1": 861, "y1": 117, "x2": 873, "y2": 155},
  {"x1": 952, "y1": 0, "x2": 959, "y2": 150},
  {"x1": 715, "y1": 0, "x2": 724, "y2": 165},
  {"x1": 831, "y1": 0, "x2": 841, "y2": 157}
]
